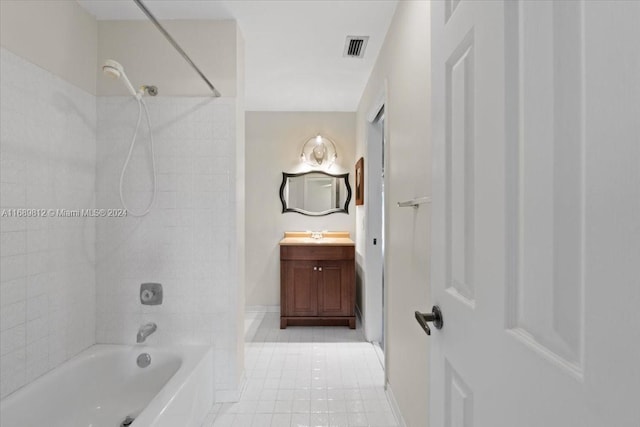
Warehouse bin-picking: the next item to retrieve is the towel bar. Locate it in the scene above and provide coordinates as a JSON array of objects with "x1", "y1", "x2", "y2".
[{"x1": 397, "y1": 196, "x2": 431, "y2": 208}]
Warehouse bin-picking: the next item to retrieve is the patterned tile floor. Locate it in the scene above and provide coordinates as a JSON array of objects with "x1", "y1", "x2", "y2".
[{"x1": 201, "y1": 313, "x2": 399, "y2": 427}]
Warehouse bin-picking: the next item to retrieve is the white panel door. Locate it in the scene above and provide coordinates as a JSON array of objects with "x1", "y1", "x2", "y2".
[{"x1": 429, "y1": 1, "x2": 640, "y2": 426}]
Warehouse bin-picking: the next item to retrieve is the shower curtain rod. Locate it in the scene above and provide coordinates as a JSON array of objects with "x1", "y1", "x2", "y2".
[{"x1": 133, "y1": 0, "x2": 222, "y2": 97}]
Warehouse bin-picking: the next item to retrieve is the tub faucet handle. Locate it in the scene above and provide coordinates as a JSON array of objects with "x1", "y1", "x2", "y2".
[{"x1": 140, "y1": 283, "x2": 163, "y2": 305}]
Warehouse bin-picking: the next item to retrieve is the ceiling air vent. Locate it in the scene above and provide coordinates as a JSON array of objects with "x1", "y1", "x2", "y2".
[{"x1": 343, "y1": 36, "x2": 369, "y2": 58}]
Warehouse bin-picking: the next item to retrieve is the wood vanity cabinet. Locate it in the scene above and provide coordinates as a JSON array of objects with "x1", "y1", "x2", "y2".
[{"x1": 280, "y1": 245, "x2": 355, "y2": 329}]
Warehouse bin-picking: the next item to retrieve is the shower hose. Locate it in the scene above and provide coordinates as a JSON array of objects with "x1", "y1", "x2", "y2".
[{"x1": 119, "y1": 97, "x2": 157, "y2": 217}]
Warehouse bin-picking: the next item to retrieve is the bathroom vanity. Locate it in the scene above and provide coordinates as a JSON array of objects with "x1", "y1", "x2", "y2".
[{"x1": 279, "y1": 232, "x2": 356, "y2": 329}]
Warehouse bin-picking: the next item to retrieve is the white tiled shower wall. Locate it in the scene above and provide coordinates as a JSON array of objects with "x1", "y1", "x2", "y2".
[
  {"x1": 1, "y1": 48, "x2": 242, "y2": 399},
  {"x1": 0, "y1": 48, "x2": 97, "y2": 398},
  {"x1": 95, "y1": 96, "x2": 240, "y2": 393}
]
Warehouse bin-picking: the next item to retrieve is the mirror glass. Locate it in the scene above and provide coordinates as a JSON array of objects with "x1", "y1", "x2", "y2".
[{"x1": 280, "y1": 171, "x2": 351, "y2": 216}]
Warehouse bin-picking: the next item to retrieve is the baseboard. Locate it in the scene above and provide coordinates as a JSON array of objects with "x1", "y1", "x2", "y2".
[
  {"x1": 372, "y1": 341, "x2": 384, "y2": 370},
  {"x1": 246, "y1": 305, "x2": 280, "y2": 313},
  {"x1": 385, "y1": 382, "x2": 407, "y2": 427}
]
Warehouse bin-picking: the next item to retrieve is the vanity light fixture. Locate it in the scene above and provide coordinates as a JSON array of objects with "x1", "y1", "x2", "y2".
[{"x1": 299, "y1": 134, "x2": 338, "y2": 168}]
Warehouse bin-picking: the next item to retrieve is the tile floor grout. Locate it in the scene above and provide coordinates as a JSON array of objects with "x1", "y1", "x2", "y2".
[{"x1": 201, "y1": 313, "x2": 399, "y2": 427}]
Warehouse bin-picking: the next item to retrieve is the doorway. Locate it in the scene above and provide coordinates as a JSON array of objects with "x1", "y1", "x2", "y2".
[{"x1": 364, "y1": 105, "x2": 385, "y2": 351}]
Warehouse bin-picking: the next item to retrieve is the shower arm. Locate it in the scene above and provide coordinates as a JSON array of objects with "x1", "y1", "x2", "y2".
[{"x1": 132, "y1": 0, "x2": 221, "y2": 97}]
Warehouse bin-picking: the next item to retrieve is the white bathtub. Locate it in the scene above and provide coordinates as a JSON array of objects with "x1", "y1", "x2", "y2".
[{"x1": 0, "y1": 344, "x2": 214, "y2": 427}]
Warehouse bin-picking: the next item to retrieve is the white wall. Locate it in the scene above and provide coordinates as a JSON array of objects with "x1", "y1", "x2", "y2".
[
  {"x1": 97, "y1": 20, "x2": 237, "y2": 97},
  {"x1": 0, "y1": 1, "x2": 98, "y2": 399},
  {"x1": 96, "y1": 13, "x2": 244, "y2": 400},
  {"x1": 0, "y1": 0, "x2": 98, "y2": 95},
  {"x1": 94, "y1": 18, "x2": 246, "y2": 400},
  {"x1": 355, "y1": 2, "x2": 432, "y2": 426},
  {"x1": 95, "y1": 96, "x2": 240, "y2": 396},
  {"x1": 245, "y1": 112, "x2": 356, "y2": 308},
  {"x1": 0, "y1": 3, "x2": 246, "y2": 401},
  {"x1": 0, "y1": 48, "x2": 97, "y2": 398}
]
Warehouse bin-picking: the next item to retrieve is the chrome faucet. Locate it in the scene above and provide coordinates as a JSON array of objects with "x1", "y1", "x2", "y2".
[{"x1": 136, "y1": 322, "x2": 157, "y2": 343}]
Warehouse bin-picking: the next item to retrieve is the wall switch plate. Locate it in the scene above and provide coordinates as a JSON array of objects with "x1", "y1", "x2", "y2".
[{"x1": 140, "y1": 283, "x2": 163, "y2": 305}]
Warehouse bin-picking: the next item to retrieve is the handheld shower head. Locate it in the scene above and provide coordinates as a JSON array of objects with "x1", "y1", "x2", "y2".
[
  {"x1": 102, "y1": 59, "x2": 122, "y2": 78},
  {"x1": 102, "y1": 59, "x2": 138, "y2": 98}
]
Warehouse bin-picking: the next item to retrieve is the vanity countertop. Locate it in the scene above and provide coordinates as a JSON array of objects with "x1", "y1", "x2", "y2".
[{"x1": 279, "y1": 231, "x2": 355, "y2": 246}]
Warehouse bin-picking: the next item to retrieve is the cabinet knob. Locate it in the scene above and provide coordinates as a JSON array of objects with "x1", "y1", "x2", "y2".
[
  {"x1": 313, "y1": 267, "x2": 318, "y2": 271},
  {"x1": 318, "y1": 267, "x2": 323, "y2": 271}
]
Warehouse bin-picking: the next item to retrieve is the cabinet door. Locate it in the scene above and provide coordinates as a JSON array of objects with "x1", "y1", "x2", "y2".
[
  {"x1": 283, "y1": 260, "x2": 317, "y2": 316},
  {"x1": 317, "y1": 261, "x2": 352, "y2": 316}
]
